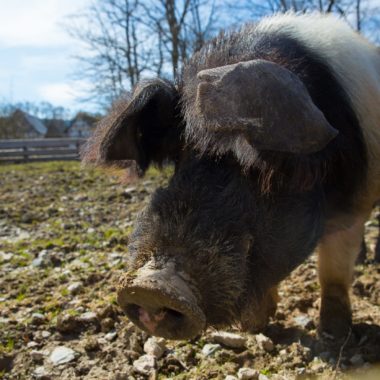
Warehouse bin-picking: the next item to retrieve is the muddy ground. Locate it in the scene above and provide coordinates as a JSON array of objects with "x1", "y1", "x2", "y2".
[{"x1": 0, "y1": 161, "x2": 380, "y2": 380}]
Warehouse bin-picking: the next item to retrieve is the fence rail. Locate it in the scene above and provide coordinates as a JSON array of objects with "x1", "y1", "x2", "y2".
[{"x1": 0, "y1": 138, "x2": 86, "y2": 163}]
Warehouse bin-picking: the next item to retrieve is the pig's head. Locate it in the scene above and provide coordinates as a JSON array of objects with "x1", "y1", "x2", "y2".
[{"x1": 82, "y1": 60, "x2": 338, "y2": 339}]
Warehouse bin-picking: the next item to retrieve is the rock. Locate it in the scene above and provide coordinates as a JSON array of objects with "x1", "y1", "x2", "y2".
[
  {"x1": 31, "y1": 313, "x2": 45, "y2": 325},
  {"x1": 32, "y1": 250, "x2": 50, "y2": 268},
  {"x1": 56, "y1": 314, "x2": 79, "y2": 333},
  {"x1": 350, "y1": 354, "x2": 364, "y2": 366},
  {"x1": 202, "y1": 343, "x2": 221, "y2": 356},
  {"x1": 83, "y1": 337, "x2": 100, "y2": 352},
  {"x1": 143, "y1": 337, "x2": 166, "y2": 358},
  {"x1": 0, "y1": 251, "x2": 13, "y2": 261},
  {"x1": 210, "y1": 331, "x2": 247, "y2": 349},
  {"x1": 105, "y1": 331, "x2": 117, "y2": 342},
  {"x1": 31, "y1": 350, "x2": 44, "y2": 362},
  {"x1": 78, "y1": 311, "x2": 98, "y2": 323},
  {"x1": 41, "y1": 331, "x2": 51, "y2": 339},
  {"x1": 67, "y1": 282, "x2": 83, "y2": 295},
  {"x1": 237, "y1": 368, "x2": 259, "y2": 380},
  {"x1": 255, "y1": 334, "x2": 274, "y2": 352},
  {"x1": 49, "y1": 346, "x2": 77, "y2": 366},
  {"x1": 27, "y1": 341, "x2": 39, "y2": 348},
  {"x1": 258, "y1": 374, "x2": 269, "y2": 380},
  {"x1": 33, "y1": 366, "x2": 51, "y2": 379},
  {"x1": 101, "y1": 317, "x2": 115, "y2": 332},
  {"x1": 133, "y1": 354, "x2": 155, "y2": 375},
  {"x1": 293, "y1": 314, "x2": 313, "y2": 329},
  {"x1": 225, "y1": 376, "x2": 238, "y2": 380}
]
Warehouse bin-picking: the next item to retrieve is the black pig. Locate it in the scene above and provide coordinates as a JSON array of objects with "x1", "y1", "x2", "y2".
[{"x1": 82, "y1": 13, "x2": 380, "y2": 339}]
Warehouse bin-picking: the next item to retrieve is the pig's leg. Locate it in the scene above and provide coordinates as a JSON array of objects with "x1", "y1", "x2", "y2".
[
  {"x1": 317, "y1": 216, "x2": 365, "y2": 337},
  {"x1": 240, "y1": 286, "x2": 278, "y2": 332}
]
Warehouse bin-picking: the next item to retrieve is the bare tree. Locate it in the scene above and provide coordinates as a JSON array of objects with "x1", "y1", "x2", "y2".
[{"x1": 67, "y1": 0, "x2": 217, "y2": 108}]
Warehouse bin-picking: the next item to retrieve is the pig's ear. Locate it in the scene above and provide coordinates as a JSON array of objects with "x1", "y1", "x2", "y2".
[
  {"x1": 81, "y1": 79, "x2": 183, "y2": 174},
  {"x1": 196, "y1": 59, "x2": 338, "y2": 154}
]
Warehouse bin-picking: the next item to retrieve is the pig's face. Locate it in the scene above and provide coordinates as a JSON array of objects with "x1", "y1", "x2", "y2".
[
  {"x1": 120, "y1": 155, "x2": 255, "y2": 338},
  {"x1": 116, "y1": 153, "x2": 324, "y2": 339},
  {"x1": 82, "y1": 60, "x2": 336, "y2": 339}
]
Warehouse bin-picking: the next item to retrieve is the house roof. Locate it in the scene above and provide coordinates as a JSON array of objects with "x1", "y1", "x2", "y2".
[{"x1": 23, "y1": 113, "x2": 47, "y2": 135}]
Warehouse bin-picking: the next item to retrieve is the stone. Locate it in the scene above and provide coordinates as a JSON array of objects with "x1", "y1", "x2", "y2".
[
  {"x1": 41, "y1": 331, "x2": 51, "y2": 338},
  {"x1": 67, "y1": 282, "x2": 83, "y2": 295},
  {"x1": 0, "y1": 251, "x2": 13, "y2": 261},
  {"x1": 56, "y1": 314, "x2": 79, "y2": 333},
  {"x1": 293, "y1": 314, "x2": 313, "y2": 329},
  {"x1": 350, "y1": 354, "x2": 364, "y2": 366},
  {"x1": 31, "y1": 313, "x2": 45, "y2": 325},
  {"x1": 210, "y1": 331, "x2": 247, "y2": 349},
  {"x1": 258, "y1": 374, "x2": 269, "y2": 380},
  {"x1": 49, "y1": 346, "x2": 77, "y2": 366},
  {"x1": 255, "y1": 334, "x2": 274, "y2": 352},
  {"x1": 83, "y1": 337, "x2": 100, "y2": 352},
  {"x1": 133, "y1": 354, "x2": 155, "y2": 375},
  {"x1": 202, "y1": 343, "x2": 221, "y2": 356},
  {"x1": 143, "y1": 337, "x2": 166, "y2": 358},
  {"x1": 78, "y1": 311, "x2": 98, "y2": 323},
  {"x1": 31, "y1": 350, "x2": 44, "y2": 362},
  {"x1": 33, "y1": 366, "x2": 50, "y2": 379},
  {"x1": 27, "y1": 341, "x2": 39, "y2": 348},
  {"x1": 105, "y1": 331, "x2": 117, "y2": 342},
  {"x1": 225, "y1": 376, "x2": 238, "y2": 380},
  {"x1": 237, "y1": 368, "x2": 259, "y2": 380}
]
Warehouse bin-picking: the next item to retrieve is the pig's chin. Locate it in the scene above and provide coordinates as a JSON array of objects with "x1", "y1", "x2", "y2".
[{"x1": 117, "y1": 262, "x2": 206, "y2": 340}]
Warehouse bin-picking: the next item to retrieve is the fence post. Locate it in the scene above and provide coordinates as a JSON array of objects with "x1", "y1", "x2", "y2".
[{"x1": 23, "y1": 145, "x2": 28, "y2": 162}]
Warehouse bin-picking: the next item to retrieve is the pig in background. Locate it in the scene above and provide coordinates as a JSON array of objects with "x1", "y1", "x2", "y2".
[{"x1": 82, "y1": 13, "x2": 380, "y2": 340}]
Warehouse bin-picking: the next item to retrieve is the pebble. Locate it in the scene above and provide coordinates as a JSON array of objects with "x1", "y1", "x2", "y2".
[
  {"x1": 49, "y1": 346, "x2": 77, "y2": 366},
  {"x1": 210, "y1": 331, "x2": 247, "y2": 349},
  {"x1": 78, "y1": 311, "x2": 98, "y2": 323},
  {"x1": 293, "y1": 314, "x2": 313, "y2": 329},
  {"x1": 67, "y1": 282, "x2": 83, "y2": 295},
  {"x1": 83, "y1": 337, "x2": 100, "y2": 352},
  {"x1": 133, "y1": 354, "x2": 156, "y2": 375},
  {"x1": 225, "y1": 376, "x2": 238, "y2": 380},
  {"x1": 237, "y1": 368, "x2": 259, "y2": 380},
  {"x1": 258, "y1": 375, "x2": 269, "y2": 380},
  {"x1": 202, "y1": 343, "x2": 221, "y2": 356},
  {"x1": 255, "y1": 334, "x2": 274, "y2": 352},
  {"x1": 33, "y1": 366, "x2": 50, "y2": 379},
  {"x1": 143, "y1": 337, "x2": 166, "y2": 358},
  {"x1": 41, "y1": 331, "x2": 51, "y2": 338},
  {"x1": 350, "y1": 354, "x2": 365, "y2": 366},
  {"x1": 0, "y1": 251, "x2": 13, "y2": 261},
  {"x1": 31, "y1": 350, "x2": 44, "y2": 361},
  {"x1": 105, "y1": 331, "x2": 118, "y2": 342},
  {"x1": 31, "y1": 313, "x2": 45, "y2": 325},
  {"x1": 27, "y1": 341, "x2": 39, "y2": 348}
]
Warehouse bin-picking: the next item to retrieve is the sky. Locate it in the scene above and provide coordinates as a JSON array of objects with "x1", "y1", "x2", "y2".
[{"x1": 0, "y1": 0, "x2": 95, "y2": 114}]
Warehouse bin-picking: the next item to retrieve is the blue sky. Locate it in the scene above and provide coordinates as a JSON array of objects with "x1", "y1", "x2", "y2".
[{"x1": 0, "y1": 0, "x2": 94, "y2": 113}]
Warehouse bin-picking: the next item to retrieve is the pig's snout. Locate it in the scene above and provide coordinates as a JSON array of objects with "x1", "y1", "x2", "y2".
[{"x1": 117, "y1": 264, "x2": 206, "y2": 339}]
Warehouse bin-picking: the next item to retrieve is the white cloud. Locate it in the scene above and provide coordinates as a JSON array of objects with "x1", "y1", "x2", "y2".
[
  {"x1": 0, "y1": 0, "x2": 91, "y2": 47},
  {"x1": 38, "y1": 81, "x2": 83, "y2": 106}
]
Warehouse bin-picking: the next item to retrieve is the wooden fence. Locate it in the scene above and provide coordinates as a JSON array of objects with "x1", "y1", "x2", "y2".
[{"x1": 0, "y1": 138, "x2": 86, "y2": 163}]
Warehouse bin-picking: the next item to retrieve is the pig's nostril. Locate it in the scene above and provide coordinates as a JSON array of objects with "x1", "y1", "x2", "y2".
[{"x1": 163, "y1": 307, "x2": 183, "y2": 321}]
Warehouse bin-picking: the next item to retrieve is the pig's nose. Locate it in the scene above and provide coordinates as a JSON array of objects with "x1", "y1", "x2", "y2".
[{"x1": 117, "y1": 264, "x2": 206, "y2": 339}]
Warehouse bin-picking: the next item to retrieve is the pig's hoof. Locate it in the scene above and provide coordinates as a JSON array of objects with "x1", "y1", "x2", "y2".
[{"x1": 318, "y1": 296, "x2": 352, "y2": 339}]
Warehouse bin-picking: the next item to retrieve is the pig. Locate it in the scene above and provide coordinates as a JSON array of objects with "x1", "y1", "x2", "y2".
[{"x1": 82, "y1": 13, "x2": 380, "y2": 339}]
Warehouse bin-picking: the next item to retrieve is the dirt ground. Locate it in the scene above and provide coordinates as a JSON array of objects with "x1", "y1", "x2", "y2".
[{"x1": 0, "y1": 161, "x2": 379, "y2": 380}]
